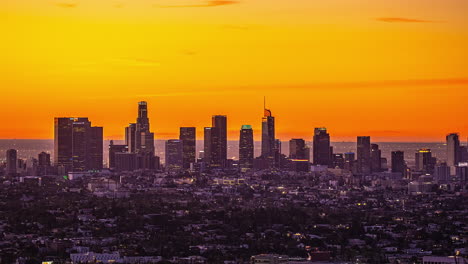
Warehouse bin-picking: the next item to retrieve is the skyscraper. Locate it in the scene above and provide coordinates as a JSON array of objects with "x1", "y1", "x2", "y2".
[
  {"x1": 344, "y1": 152, "x2": 355, "y2": 172},
  {"x1": 212, "y1": 115, "x2": 227, "y2": 167},
  {"x1": 119, "y1": 101, "x2": 158, "y2": 171},
  {"x1": 313, "y1": 128, "x2": 331, "y2": 166},
  {"x1": 204, "y1": 127, "x2": 220, "y2": 167},
  {"x1": 54, "y1": 117, "x2": 103, "y2": 172},
  {"x1": 38, "y1": 151, "x2": 51, "y2": 175},
  {"x1": 135, "y1": 101, "x2": 155, "y2": 154},
  {"x1": 261, "y1": 107, "x2": 276, "y2": 159},
  {"x1": 357, "y1": 136, "x2": 371, "y2": 174},
  {"x1": 6, "y1": 149, "x2": 17, "y2": 176},
  {"x1": 446, "y1": 133, "x2": 460, "y2": 173},
  {"x1": 370, "y1": 144, "x2": 382, "y2": 172},
  {"x1": 109, "y1": 140, "x2": 128, "y2": 169},
  {"x1": 180, "y1": 127, "x2": 196, "y2": 169},
  {"x1": 415, "y1": 148, "x2": 436, "y2": 174},
  {"x1": 165, "y1": 139, "x2": 183, "y2": 171},
  {"x1": 290, "y1": 138, "x2": 308, "y2": 160},
  {"x1": 239, "y1": 125, "x2": 254, "y2": 170},
  {"x1": 391, "y1": 151, "x2": 406, "y2": 175}
]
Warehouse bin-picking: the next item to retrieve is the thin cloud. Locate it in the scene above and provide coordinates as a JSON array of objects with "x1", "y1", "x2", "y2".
[
  {"x1": 54, "y1": 2, "x2": 78, "y2": 8},
  {"x1": 376, "y1": 17, "x2": 439, "y2": 23},
  {"x1": 158, "y1": 0, "x2": 239, "y2": 8}
]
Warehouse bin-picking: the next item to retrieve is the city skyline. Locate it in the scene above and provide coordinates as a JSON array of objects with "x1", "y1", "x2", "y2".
[{"x1": 2, "y1": 0, "x2": 468, "y2": 141}]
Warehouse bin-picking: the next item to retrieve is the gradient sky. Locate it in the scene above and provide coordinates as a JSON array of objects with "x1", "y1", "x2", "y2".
[{"x1": 2, "y1": 0, "x2": 468, "y2": 142}]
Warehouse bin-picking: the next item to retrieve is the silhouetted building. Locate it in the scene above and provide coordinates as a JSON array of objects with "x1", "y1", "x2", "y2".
[
  {"x1": 212, "y1": 115, "x2": 227, "y2": 167},
  {"x1": 434, "y1": 162, "x2": 451, "y2": 183},
  {"x1": 114, "y1": 153, "x2": 137, "y2": 172},
  {"x1": 125, "y1": 123, "x2": 137, "y2": 153},
  {"x1": 180, "y1": 127, "x2": 196, "y2": 169},
  {"x1": 332, "y1": 153, "x2": 345, "y2": 169},
  {"x1": 289, "y1": 138, "x2": 308, "y2": 160},
  {"x1": 357, "y1": 136, "x2": 371, "y2": 174},
  {"x1": 456, "y1": 162, "x2": 468, "y2": 189},
  {"x1": 239, "y1": 125, "x2": 254, "y2": 170},
  {"x1": 204, "y1": 127, "x2": 221, "y2": 168},
  {"x1": 37, "y1": 151, "x2": 51, "y2": 175},
  {"x1": 460, "y1": 146, "x2": 468, "y2": 162},
  {"x1": 261, "y1": 107, "x2": 276, "y2": 159},
  {"x1": 135, "y1": 101, "x2": 155, "y2": 154},
  {"x1": 371, "y1": 144, "x2": 382, "y2": 172},
  {"x1": 165, "y1": 139, "x2": 183, "y2": 171},
  {"x1": 313, "y1": 128, "x2": 331, "y2": 166},
  {"x1": 446, "y1": 133, "x2": 460, "y2": 174},
  {"x1": 391, "y1": 151, "x2": 406, "y2": 175},
  {"x1": 54, "y1": 117, "x2": 103, "y2": 172},
  {"x1": 344, "y1": 152, "x2": 355, "y2": 172},
  {"x1": 415, "y1": 148, "x2": 436, "y2": 174},
  {"x1": 6, "y1": 149, "x2": 17, "y2": 176},
  {"x1": 109, "y1": 141, "x2": 128, "y2": 169}
]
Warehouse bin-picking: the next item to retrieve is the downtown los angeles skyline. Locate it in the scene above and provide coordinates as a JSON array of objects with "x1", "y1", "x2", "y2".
[{"x1": 2, "y1": 0, "x2": 468, "y2": 141}]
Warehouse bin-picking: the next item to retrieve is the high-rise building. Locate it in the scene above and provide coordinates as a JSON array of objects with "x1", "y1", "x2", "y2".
[
  {"x1": 332, "y1": 153, "x2": 345, "y2": 169},
  {"x1": 38, "y1": 151, "x2": 51, "y2": 175},
  {"x1": 261, "y1": 108, "x2": 276, "y2": 159},
  {"x1": 204, "y1": 127, "x2": 220, "y2": 167},
  {"x1": 109, "y1": 140, "x2": 128, "y2": 169},
  {"x1": 239, "y1": 125, "x2": 254, "y2": 170},
  {"x1": 165, "y1": 139, "x2": 183, "y2": 171},
  {"x1": 212, "y1": 115, "x2": 227, "y2": 167},
  {"x1": 434, "y1": 162, "x2": 450, "y2": 183},
  {"x1": 460, "y1": 146, "x2": 468, "y2": 162},
  {"x1": 289, "y1": 138, "x2": 308, "y2": 160},
  {"x1": 54, "y1": 117, "x2": 103, "y2": 172},
  {"x1": 357, "y1": 136, "x2": 371, "y2": 174},
  {"x1": 415, "y1": 148, "x2": 436, "y2": 174},
  {"x1": 180, "y1": 127, "x2": 196, "y2": 169},
  {"x1": 6, "y1": 149, "x2": 17, "y2": 176},
  {"x1": 370, "y1": 144, "x2": 382, "y2": 172},
  {"x1": 344, "y1": 152, "x2": 355, "y2": 172},
  {"x1": 118, "y1": 101, "x2": 158, "y2": 171},
  {"x1": 391, "y1": 151, "x2": 406, "y2": 175},
  {"x1": 456, "y1": 162, "x2": 468, "y2": 189},
  {"x1": 446, "y1": 133, "x2": 460, "y2": 173},
  {"x1": 313, "y1": 128, "x2": 331, "y2": 166}
]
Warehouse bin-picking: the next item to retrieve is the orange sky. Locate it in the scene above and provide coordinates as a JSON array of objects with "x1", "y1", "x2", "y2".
[{"x1": 2, "y1": 0, "x2": 468, "y2": 142}]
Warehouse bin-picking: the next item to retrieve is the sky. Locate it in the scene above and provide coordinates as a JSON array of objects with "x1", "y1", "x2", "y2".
[{"x1": 2, "y1": 0, "x2": 468, "y2": 142}]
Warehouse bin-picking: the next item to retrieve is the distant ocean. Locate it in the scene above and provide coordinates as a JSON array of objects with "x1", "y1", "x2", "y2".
[{"x1": 0, "y1": 139, "x2": 454, "y2": 166}]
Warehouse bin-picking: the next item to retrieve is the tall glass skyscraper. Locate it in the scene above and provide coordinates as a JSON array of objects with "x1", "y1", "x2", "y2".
[{"x1": 239, "y1": 125, "x2": 254, "y2": 170}]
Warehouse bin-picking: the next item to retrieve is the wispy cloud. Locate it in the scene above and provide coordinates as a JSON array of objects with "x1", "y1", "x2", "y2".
[
  {"x1": 376, "y1": 17, "x2": 439, "y2": 23},
  {"x1": 54, "y1": 2, "x2": 78, "y2": 8},
  {"x1": 158, "y1": 0, "x2": 239, "y2": 8}
]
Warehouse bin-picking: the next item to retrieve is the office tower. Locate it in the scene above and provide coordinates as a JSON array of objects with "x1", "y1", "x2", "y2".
[
  {"x1": 446, "y1": 133, "x2": 460, "y2": 171},
  {"x1": 289, "y1": 138, "x2": 308, "y2": 160},
  {"x1": 239, "y1": 125, "x2": 254, "y2": 170},
  {"x1": 212, "y1": 115, "x2": 227, "y2": 167},
  {"x1": 415, "y1": 148, "x2": 436, "y2": 174},
  {"x1": 370, "y1": 144, "x2": 382, "y2": 172},
  {"x1": 261, "y1": 107, "x2": 276, "y2": 159},
  {"x1": 165, "y1": 139, "x2": 183, "y2": 171},
  {"x1": 119, "y1": 101, "x2": 158, "y2": 171},
  {"x1": 332, "y1": 153, "x2": 345, "y2": 169},
  {"x1": 456, "y1": 162, "x2": 467, "y2": 189},
  {"x1": 114, "y1": 153, "x2": 137, "y2": 172},
  {"x1": 109, "y1": 140, "x2": 128, "y2": 169},
  {"x1": 460, "y1": 146, "x2": 468, "y2": 162},
  {"x1": 180, "y1": 127, "x2": 196, "y2": 169},
  {"x1": 38, "y1": 151, "x2": 51, "y2": 175},
  {"x1": 313, "y1": 128, "x2": 331, "y2": 166},
  {"x1": 125, "y1": 123, "x2": 137, "y2": 153},
  {"x1": 135, "y1": 101, "x2": 155, "y2": 154},
  {"x1": 434, "y1": 162, "x2": 451, "y2": 183},
  {"x1": 391, "y1": 151, "x2": 406, "y2": 175},
  {"x1": 204, "y1": 127, "x2": 220, "y2": 167},
  {"x1": 344, "y1": 152, "x2": 355, "y2": 172},
  {"x1": 380, "y1": 157, "x2": 388, "y2": 171},
  {"x1": 357, "y1": 136, "x2": 371, "y2": 174},
  {"x1": 54, "y1": 117, "x2": 103, "y2": 172},
  {"x1": 6, "y1": 149, "x2": 17, "y2": 175}
]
